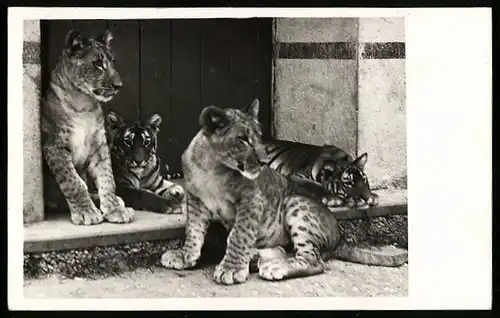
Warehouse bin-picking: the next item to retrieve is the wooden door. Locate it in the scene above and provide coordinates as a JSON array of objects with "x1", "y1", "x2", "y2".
[{"x1": 40, "y1": 18, "x2": 273, "y2": 175}]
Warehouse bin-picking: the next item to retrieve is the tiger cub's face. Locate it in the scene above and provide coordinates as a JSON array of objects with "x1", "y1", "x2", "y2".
[
  {"x1": 319, "y1": 153, "x2": 373, "y2": 203},
  {"x1": 106, "y1": 111, "x2": 161, "y2": 168}
]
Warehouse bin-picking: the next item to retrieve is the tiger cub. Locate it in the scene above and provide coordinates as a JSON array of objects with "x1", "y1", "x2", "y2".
[
  {"x1": 41, "y1": 29, "x2": 134, "y2": 225},
  {"x1": 104, "y1": 110, "x2": 185, "y2": 214},
  {"x1": 264, "y1": 139, "x2": 379, "y2": 209},
  {"x1": 160, "y1": 99, "x2": 407, "y2": 285}
]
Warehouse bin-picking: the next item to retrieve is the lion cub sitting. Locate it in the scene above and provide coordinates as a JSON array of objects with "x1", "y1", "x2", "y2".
[
  {"x1": 41, "y1": 29, "x2": 134, "y2": 225},
  {"x1": 161, "y1": 99, "x2": 407, "y2": 285}
]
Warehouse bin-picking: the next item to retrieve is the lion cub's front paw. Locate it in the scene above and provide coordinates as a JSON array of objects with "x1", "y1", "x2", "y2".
[
  {"x1": 366, "y1": 192, "x2": 379, "y2": 206},
  {"x1": 213, "y1": 261, "x2": 249, "y2": 285},
  {"x1": 104, "y1": 205, "x2": 135, "y2": 223},
  {"x1": 70, "y1": 203, "x2": 104, "y2": 226},
  {"x1": 101, "y1": 194, "x2": 135, "y2": 223},
  {"x1": 161, "y1": 249, "x2": 198, "y2": 270},
  {"x1": 258, "y1": 258, "x2": 289, "y2": 281}
]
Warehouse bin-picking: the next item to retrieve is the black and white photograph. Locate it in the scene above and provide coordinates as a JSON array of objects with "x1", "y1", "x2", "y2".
[{"x1": 8, "y1": 7, "x2": 491, "y2": 310}]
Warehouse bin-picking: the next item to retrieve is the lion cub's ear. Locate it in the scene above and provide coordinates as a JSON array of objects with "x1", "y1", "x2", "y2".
[
  {"x1": 98, "y1": 29, "x2": 114, "y2": 48},
  {"x1": 199, "y1": 106, "x2": 229, "y2": 136},
  {"x1": 65, "y1": 29, "x2": 85, "y2": 51}
]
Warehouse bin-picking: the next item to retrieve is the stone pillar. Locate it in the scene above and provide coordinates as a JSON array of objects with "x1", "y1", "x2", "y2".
[
  {"x1": 357, "y1": 18, "x2": 407, "y2": 189},
  {"x1": 273, "y1": 17, "x2": 407, "y2": 190},
  {"x1": 23, "y1": 20, "x2": 44, "y2": 223},
  {"x1": 273, "y1": 18, "x2": 359, "y2": 156}
]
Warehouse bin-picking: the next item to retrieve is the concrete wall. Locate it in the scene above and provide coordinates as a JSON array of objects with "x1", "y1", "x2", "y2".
[
  {"x1": 273, "y1": 17, "x2": 407, "y2": 189},
  {"x1": 23, "y1": 20, "x2": 45, "y2": 223}
]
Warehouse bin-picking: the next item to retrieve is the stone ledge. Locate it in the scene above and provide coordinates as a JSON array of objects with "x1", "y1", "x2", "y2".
[{"x1": 24, "y1": 189, "x2": 407, "y2": 254}]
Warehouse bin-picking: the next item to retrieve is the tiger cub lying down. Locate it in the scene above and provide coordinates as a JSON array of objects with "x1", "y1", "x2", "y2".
[
  {"x1": 161, "y1": 99, "x2": 407, "y2": 285},
  {"x1": 102, "y1": 110, "x2": 185, "y2": 214},
  {"x1": 264, "y1": 139, "x2": 379, "y2": 209}
]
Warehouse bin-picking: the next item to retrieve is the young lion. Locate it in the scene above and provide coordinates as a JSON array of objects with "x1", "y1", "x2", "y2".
[
  {"x1": 41, "y1": 29, "x2": 134, "y2": 225},
  {"x1": 161, "y1": 99, "x2": 407, "y2": 285}
]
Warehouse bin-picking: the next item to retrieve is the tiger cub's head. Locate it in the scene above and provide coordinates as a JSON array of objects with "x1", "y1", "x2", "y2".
[
  {"x1": 60, "y1": 29, "x2": 122, "y2": 102},
  {"x1": 106, "y1": 111, "x2": 161, "y2": 168},
  {"x1": 318, "y1": 153, "x2": 375, "y2": 205}
]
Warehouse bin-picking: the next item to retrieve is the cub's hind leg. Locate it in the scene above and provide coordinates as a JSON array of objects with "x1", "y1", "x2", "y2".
[
  {"x1": 258, "y1": 196, "x2": 334, "y2": 281},
  {"x1": 161, "y1": 192, "x2": 211, "y2": 269},
  {"x1": 43, "y1": 145, "x2": 103, "y2": 225},
  {"x1": 87, "y1": 129, "x2": 134, "y2": 223}
]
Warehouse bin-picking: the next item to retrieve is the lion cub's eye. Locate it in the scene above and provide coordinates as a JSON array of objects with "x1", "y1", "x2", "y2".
[{"x1": 237, "y1": 136, "x2": 249, "y2": 144}]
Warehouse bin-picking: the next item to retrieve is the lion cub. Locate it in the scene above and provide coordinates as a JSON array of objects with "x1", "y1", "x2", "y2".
[
  {"x1": 41, "y1": 29, "x2": 134, "y2": 225},
  {"x1": 161, "y1": 99, "x2": 407, "y2": 285}
]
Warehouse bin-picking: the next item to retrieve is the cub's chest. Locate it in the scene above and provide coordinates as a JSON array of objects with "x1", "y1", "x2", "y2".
[
  {"x1": 69, "y1": 115, "x2": 102, "y2": 165},
  {"x1": 185, "y1": 168, "x2": 237, "y2": 221}
]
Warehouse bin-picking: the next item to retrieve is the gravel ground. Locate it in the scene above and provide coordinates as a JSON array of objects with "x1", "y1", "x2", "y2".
[
  {"x1": 24, "y1": 215, "x2": 407, "y2": 280},
  {"x1": 23, "y1": 259, "x2": 408, "y2": 298}
]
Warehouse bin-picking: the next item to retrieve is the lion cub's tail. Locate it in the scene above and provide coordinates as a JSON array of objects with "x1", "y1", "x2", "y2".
[{"x1": 324, "y1": 241, "x2": 408, "y2": 267}]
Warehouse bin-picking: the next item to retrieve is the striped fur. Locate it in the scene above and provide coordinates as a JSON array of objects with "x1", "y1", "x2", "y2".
[
  {"x1": 105, "y1": 110, "x2": 185, "y2": 214},
  {"x1": 264, "y1": 139, "x2": 379, "y2": 208}
]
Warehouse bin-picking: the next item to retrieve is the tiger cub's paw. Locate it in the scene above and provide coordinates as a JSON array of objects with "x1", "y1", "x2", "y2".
[
  {"x1": 70, "y1": 202, "x2": 104, "y2": 226},
  {"x1": 161, "y1": 249, "x2": 198, "y2": 270},
  {"x1": 164, "y1": 184, "x2": 185, "y2": 201},
  {"x1": 101, "y1": 194, "x2": 135, "y2": 223},
  {"x1": 322, "y1": 194, "x2": 344, "y2": 208},
  {"x1": 162, "y1": 184, "x2": 185, "y2": 214}
]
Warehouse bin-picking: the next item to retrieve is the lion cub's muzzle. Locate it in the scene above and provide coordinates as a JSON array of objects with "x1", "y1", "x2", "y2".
[
  {"x1": 93, "y1": 84, "x2": 121, "y2": 99},
  {"x1": 238, "y1": 158, "x2": 266, "y2": 180}
]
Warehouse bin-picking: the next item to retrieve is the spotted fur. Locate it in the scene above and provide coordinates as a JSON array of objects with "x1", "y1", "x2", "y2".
[
  {"x1": 160, "y1": 99, "x2": 407, "y2": 285},
  {"x1": 264, "y1": 139, "x2": 379, "y2": 209},
  {"x1": 41, "y1": 29, "x2": 134, "y2": 225},
  {"x1": 104, "y1": 110, "x2": 185, "y2": 214}
]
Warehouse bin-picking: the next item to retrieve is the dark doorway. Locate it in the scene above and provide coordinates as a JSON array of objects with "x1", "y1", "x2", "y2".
[{"x1": 40, "y1": 18, "x2": 273, "y2": 174}]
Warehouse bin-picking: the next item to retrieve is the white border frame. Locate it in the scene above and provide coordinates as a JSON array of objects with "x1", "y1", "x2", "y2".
[{"x1": 9, "y1": 7, "x2": 492, "y2": 310}]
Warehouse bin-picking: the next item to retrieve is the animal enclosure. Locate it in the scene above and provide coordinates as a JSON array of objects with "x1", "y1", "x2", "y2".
[{"x1": 40, "y1": 18, "x2": 273, "y2": 174}]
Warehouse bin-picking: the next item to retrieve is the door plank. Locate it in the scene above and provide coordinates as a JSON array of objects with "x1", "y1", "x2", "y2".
[
  {"x1": 140, "y1": 19, "x2": 174, "y2": 174},
  {"x1": 106, "y1": 20, "x2": 141, "y2": 121}
]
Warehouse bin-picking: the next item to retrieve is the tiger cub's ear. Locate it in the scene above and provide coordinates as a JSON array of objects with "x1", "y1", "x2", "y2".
[
  {"x1": 245, "y1": 98, "x2": 260, "y2": 119},
  {"x1": 353, "y1": 153, "x2": 368, "y2": 170},
  {"x1": 147, "y1": 113, "x2": 162, "y2": 134},
  {"x1": 199, "y1": 106, "x2": 229, "y2": 136},
  {"x1": 106, "y1": 110, "x2": 124, "y2": 129}
]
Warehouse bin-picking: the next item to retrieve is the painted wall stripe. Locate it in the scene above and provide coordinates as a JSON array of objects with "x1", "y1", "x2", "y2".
[
  {"x1": 277, "y1": 41, "x2": 405, "y2": 60},
  {"x1": 362, "y1": 42, "x2": 405, "y2": 59},
  {"x1": 23, "y1": 41, "x2": 41, "y2": 65},
  {"x1": 278, "y1": 42, "x2": 356, "y2": 60}
]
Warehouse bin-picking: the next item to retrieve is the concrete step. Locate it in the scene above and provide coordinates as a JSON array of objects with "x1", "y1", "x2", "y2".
[{"x1": 24, "y1": 189, "x2": 407, "y2": 254}]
